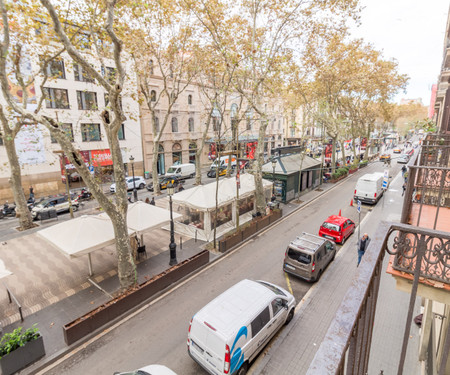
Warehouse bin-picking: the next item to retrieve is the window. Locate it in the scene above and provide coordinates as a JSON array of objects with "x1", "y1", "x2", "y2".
[
  {"x1": 81, "y1": 123, "x2": 101, "y2": 141},
  {"x1": 42, "y1": 58, "x2": 65, "y2": 79},
  {"x1": 188, "y1": 117, "x2": 194, "y2": 132},
  {"x1": 43, "y1": 88, "x2": 70, "y2": 109},
  {"x1": 188, "y1": 94, "x2": 192, "y2": 105},
  {"x1": 77, "y1": 91, "x2": 98, "y2": 110},
  {"x1": 118, "y1": 124, "x2": 125, "y2": 140},
  {"x1": 151, "y1": 90, "x2": 156, "y2": 102},
  {"x1": 101, "y1": 66, "x2": 116, "y2": 84},
  {"x1": 149, "y1": 59, "x2": 154, "y2": 75},
  {"x1": 246, "y1": 117, "x2": 251, "y2": 130},
  {"x1": 51, "y1": 123, "x2": 74, "y2": 143},
  {"x1": 271, "y1": 298, "x2": 284, "y2": 317},
  {"x1": 251, "y1": 307, "x2": 271, "y2": 337},
  {"x1": 73, "y1": 63, "x2": 95, "y2": 83},
  {"x1": 171, "y1": 117, "x2": 178, "y2": 132},
  {"x1": 325, "y1": 241, "x2": 334, "y2": 253},
  {"x1": 154, "y1": 116, "x2": 160, "y2": 133},
  {"x1": 212, "y1": 117, "x2": 219, "y2": 132},
  {"x1": 104, "y1": 93, "x2": 122, "y2": 109}
]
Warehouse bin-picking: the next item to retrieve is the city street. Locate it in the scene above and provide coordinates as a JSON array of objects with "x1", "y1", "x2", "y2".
[{"x1": 41, "y1": 159, "x2": 401, "y2": 375}]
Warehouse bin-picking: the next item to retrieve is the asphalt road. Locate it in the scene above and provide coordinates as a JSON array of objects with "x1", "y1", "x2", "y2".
[{"x1": 39, "y1": 157, "x2": 401, "y2": 375}]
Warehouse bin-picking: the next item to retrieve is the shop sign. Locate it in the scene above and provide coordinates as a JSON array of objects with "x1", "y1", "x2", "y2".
[{"x1": 91, "y1": 149, "x2": 113, "y2": 166}]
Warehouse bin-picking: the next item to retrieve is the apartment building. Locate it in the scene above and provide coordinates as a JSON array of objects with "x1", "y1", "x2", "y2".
[
  {"x1": 139, "y1": 74, "x2": 286, "y2": 174},
  {"x1": 0, "y1": 44, "x2": 143, "y2": 201}
]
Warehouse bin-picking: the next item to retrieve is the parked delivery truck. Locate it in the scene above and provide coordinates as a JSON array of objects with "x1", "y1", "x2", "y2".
[{"x1": 354, "y1": 172, "x2": 385, "y2": 205}]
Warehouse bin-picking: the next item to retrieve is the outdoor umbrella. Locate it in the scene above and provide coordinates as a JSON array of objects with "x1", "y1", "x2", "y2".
[{"x1": 37, "y1": 215, "x2": 134, "y2": 275}]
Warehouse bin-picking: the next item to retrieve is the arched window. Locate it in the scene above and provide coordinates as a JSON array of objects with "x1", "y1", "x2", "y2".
[
  {"x1": 149, "y1": 59, "x2": 154, "y2": 75},
  {"x1": 151, "y1": 90, "x2": 156, "y2": 102},
  {"x1": 188, "y1": 117, "x2": 194, "y2": 132},
  {"x1": 230, "y1": 103, "x2": 238, "y2": 118},
  {"x1": 278, "y1": 119, "x2": 281, "y2": 130},
  {"x1": 245, "y1": 109, "x2": 252, "y2": 131},
  {"x1": 188, "y1": 94, "x2": 192, "y2": 105},
  {"x1": 189, "y1": 142, "x2": 197, "y2": 163},
  {"x1": 171, "y1": 117, "x2": 178, "y2": 132},
  {"x1": 172, "y1": 143, "x2": 182, "y2": 164}
]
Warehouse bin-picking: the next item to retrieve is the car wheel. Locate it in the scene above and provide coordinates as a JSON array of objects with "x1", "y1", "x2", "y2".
[
  {"x1": 139, "y1": 183, "x2": 145, "y2": 189},
  {"x1": 341, "y1": 236, "x2": 345, "y2": 245},
  {"x1": 72, "y1": 205, "x2": 78, "y2": 212},
  {"x1": 236, "y1": 362, "x2": 248, "y2": 375},
  {"x1": 35, "y1": 213, "x2": 40, "y2": 220},
  {"x1": 190, "y1": 173, "x2": 195, "y2": 178},
  {"x1": 315, "y1": 270, "x2": 322, "y2": 281},
  {"x1": 285, "y1": 309, "x2": 294, "y2": 325}
]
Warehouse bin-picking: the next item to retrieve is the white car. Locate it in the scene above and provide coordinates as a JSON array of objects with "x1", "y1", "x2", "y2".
[
  {"x1": 114, "y1": 364, "x2": 177, "y2": 375},
  {"x1": 31, "y1": 195, "x2": 79, "y2": 220},
  {"x1": 110, "y1": 176, "x2": 146, "y2": 193}
]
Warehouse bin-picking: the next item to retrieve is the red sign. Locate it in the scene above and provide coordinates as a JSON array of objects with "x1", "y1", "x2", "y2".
[
  {"x1": 59, "y1": 150, "x2": 90, "y2": 174},
  {"x1": 91, "y1": 149, "x2": 113, "y2": 167}
]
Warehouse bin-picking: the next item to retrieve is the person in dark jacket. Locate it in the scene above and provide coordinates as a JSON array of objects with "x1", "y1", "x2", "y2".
[
  {"x1": 357, "y1": 233, "x2": 370, "y2": 267},
  {"x1": 150, "y1": 197, "x2": 155, "y2": 205}
]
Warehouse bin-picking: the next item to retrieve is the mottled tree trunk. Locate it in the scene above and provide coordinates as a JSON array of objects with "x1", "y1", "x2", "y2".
[
  {"x1": 3, "y1": 136, "x2": 34, "y2": 229},
  {"x1": 151, "y1": 140, "x2": 161, "y2": 195},
  {"x1": 254, "y1": 120, "x2": 267, "y2": 213}
]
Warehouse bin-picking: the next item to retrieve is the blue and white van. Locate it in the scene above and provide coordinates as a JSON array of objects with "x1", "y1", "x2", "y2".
[{"x1": 187, "y1": 279, "x2": 296, "y2": 375}]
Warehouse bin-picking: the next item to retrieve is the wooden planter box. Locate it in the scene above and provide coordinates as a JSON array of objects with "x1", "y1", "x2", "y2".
[
  {"x1": 349, "y1": 168, "x2": 358, "y2": 174},
  {"x1": 219, "y1": 210, "x2": 282, "y2": 252},
  {"x1": 63, "y1": 250, "x2": 209, "y2": 346},
  {"x1": 331, "y1": 173, "x2": 348, "y2": 183},
  {"x1": 0, "y1": 335, "x2": 45, "y2": 375}
]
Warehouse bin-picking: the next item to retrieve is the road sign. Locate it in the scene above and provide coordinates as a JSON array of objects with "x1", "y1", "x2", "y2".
[
  {"x1": 382, "y1": 169, "x2": 389, "y2": 189},
  {"x1": 357, "y1": 200, "x2": 361, "y2": 213},
  {"x1": 88, "y1": 165, "x2": 94, "y2": 174}
]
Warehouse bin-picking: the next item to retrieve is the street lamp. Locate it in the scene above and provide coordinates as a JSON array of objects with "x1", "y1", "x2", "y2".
[
  {"x1": 167, "y1": 182, "x2": 178, "y2": 266},
  {"x1": 271, "y1": 158, "x2": 277, "y2": 196},
  {"x1": 129, "y1": 155, "x2": 138, "y2": 202}
]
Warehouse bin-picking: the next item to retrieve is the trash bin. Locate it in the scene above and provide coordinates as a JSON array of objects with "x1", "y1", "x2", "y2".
[{"x1": 144, "y1": 171, "x2": 150, "y2": 179}]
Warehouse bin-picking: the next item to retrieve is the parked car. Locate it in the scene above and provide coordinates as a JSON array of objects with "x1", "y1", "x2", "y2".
[
  {"x1": 110, "y1": 176, "x2": 146, "y2": 193},
  {"x1": 114, "y1": 364, "x2": 177, "y2": 375},
  {"x1": 188, "y1": 279, "x2": 295, "y2": 375},
  {"x1": 318, "y1": 215, "x2": 355, "y2": 244},
  {"x1": 165, "y1": 163, "x2": 195, "y2": 180},
  {"x1": 147, "y1": 176, "x2": 180, "y2": 192},
  {"x1": 354, "y1": 172, "x2": 385, "y2": 204},
  {"x1": 31, "y1": 195, "x2": 79, "y2": 220},
  {"x1": 397, "y1": 154, "x2": 410, "y2": 164},
  {"x1": 210, "y1": 155, "x2": 237, "y2": 170},
  {"x1": 207, "y1": 166, "x2": 231, "y2": 178},
  {"x1": 393, "y1": 147, "x2": 402, "y2": 154},
  {"x1": 283, "y1": 232, "x2": 336, "y2": 282}
]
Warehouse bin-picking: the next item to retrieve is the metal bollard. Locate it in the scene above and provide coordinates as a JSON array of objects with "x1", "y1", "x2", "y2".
[
  {"x1": 195, "y1": 230, "x2": 197, "y2": 242},
  {"x1": 180, "y1": 236, "x2": 182, "y2": 250}
]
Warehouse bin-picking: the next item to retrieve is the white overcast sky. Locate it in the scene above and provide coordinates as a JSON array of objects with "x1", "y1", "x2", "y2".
[{"x1": 349, "y1": 0, "x2": 449, "y2": 106}]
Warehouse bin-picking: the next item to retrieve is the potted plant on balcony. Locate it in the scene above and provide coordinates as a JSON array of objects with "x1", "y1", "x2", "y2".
[{"x1": 0, "y1": 324, "x2": 45, "y2": 375}]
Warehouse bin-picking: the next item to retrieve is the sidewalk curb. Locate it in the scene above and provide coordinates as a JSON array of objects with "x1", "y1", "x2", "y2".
[{"x1": 26, "y1": 169, "x2": 366, "y2": 374}]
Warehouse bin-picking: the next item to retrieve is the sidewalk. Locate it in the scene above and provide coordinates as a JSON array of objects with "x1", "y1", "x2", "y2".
[{"x1": 0, "y1": 177, "x2": 339, "y2": 374}]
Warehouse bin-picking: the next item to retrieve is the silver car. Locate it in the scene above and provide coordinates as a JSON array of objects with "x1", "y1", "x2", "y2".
[{"x1": 31, "y1": 195, "x2": 79, "y2": 220}]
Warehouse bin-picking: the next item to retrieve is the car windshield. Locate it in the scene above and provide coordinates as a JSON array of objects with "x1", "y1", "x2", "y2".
[
  {"x1": 167, "y1": 167, "x2": 177, "y2": 173},
  {"x1": 257, "y1": 281, "x2": 287, "y2": 296},
  {"x1": 322, "y1": 222, "x2": 340, "y2": 232},
  {"x1": 287, "y1": 248, "x2": 311, "y2": 264}
]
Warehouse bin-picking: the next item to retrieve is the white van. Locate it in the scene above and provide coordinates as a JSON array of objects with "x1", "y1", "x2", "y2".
[
  {"x1": 165, "y1": 163, "x2": 195, "y2": 179},
  {"x1": 187, "y1": 279, "x2": 295, "y2": 375},
  {"x1": 211, "y1": 155, "x2": 237, "y2": 170},
  {"x1": 354, "y1": 172, "x2": 384, "y2": 205}
]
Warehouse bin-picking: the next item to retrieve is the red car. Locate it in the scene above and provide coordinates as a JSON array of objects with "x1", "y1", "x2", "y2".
[{"x1": 319, "y1": 215, "x2": 355, "y2": 244}]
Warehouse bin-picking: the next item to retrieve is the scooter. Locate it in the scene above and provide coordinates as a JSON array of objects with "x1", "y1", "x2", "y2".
[
  {"x1": 77, "y1": 188, "x2": 93, "y2": 202},
  {"x1": 2, "y1": 202, "x2": 16, "y2": 217}
]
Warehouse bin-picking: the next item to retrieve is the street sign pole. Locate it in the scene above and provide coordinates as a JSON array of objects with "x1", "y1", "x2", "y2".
[{"x1": 357, "y1": 200, "x2": 361, "y2": 240}]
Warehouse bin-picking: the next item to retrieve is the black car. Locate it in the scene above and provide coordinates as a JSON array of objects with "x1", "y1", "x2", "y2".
[{"x1": 147, "y1": 176, "x2": 180, "y2": 192}]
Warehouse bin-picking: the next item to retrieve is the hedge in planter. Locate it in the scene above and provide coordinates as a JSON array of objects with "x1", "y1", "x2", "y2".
[{"x1": 0, "y1": 325, "x2": 45, "y2": 375}]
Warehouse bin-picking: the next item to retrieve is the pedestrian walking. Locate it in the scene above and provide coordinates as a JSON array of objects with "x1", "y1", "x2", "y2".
[
  {"x1": 401, "y1": 165, "x2": 407, "y2": 177},
  {"x1": 145, "y1": 197, "x2": 150, "y2": 204},
  {"x1": 150, "y1": 197, "x2": 155, "y2": 205},
  {"x1": 402, "y1": 182, "x2": 407, "y2": 197},
  {"x1": 29, "y1": 185, "x2": 34, "y2": 199},
  {"x1": 357, "y1": 233, "x2": 370, "y2": 267}
]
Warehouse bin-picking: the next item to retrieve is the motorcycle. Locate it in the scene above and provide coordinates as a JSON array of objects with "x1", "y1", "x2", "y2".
[
  {"x1": 77, "y1": 188, "x2": 93, "y2": 202},
  {"x1": 2, "y1": 202, "x2": 16, "y2": 217}
]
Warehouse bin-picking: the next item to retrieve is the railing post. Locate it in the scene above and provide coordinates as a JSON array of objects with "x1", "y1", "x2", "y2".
[{"x1": 397, "y1": 233, "x2": 426, "y2": 375}]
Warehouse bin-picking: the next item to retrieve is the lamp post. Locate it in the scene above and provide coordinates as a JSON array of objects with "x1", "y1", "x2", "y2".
[
  {"x1": 271, "y1": 158, "x2": 277, "y2": 196},
  {"x1": 129, "y1": 155, "x2": 138, "y2": 202},
  {"x1": 167, "y1": 182, "x2": 178, "y2": 266}
]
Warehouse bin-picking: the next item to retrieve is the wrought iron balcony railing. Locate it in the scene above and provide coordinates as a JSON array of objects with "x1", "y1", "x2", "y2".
[{"x1": 307, "y1": 222, "x2": 450, "y2": 375}]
